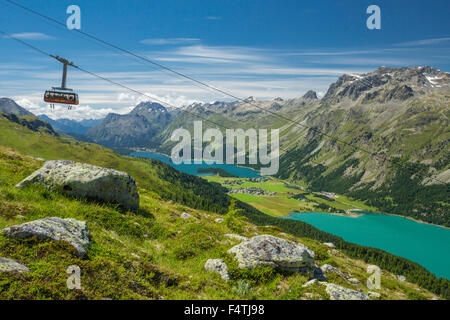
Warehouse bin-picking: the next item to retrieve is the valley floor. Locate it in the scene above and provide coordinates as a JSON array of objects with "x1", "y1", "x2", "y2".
[{"x1": 204, "y1": 176, "x2": 376, "y2": 217}]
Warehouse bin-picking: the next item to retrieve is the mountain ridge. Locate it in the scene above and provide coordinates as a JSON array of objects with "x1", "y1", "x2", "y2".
[
  {"x1": 85, "y1": 101, "x2": 172, "y2": 149},
  {"x1": 38, "y1": 114, "x2": 102, "y2": 135},
  {"x1": 1, "y1": 65, "x2": 448, "y2": 225}
]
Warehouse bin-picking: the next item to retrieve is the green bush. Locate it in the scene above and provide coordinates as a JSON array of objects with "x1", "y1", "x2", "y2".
[
  {"x1": 224, "y1": 200, "x2": 247, "y2": 233},
  {"x1": 237, "y1": 266, "x2": 277, "y2": 285}
]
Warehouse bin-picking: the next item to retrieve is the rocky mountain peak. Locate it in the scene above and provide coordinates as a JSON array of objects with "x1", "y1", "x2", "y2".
[
  {"x1": 322, "y1": 66, "x2": 449, "y2": 104},
  {"x1": 103, "y1": 112, "x2": 123, "y2": 123},
  {"x1": 0, "y1": 97, "x2": 34, "y2": 116},
  {"x1": 302, "y1": 90, "x2": 318, "y2": 100},
  {"x1": 130, "y1": 101, "x2": 167, "y2": 114}
]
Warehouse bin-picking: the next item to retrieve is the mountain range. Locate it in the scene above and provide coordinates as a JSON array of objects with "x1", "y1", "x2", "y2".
[
  {"x1": 37, "y1": 115, "x2": 102, "y2": 135},
  {"x1": 1, "y1": 66, "x2": 449, "y2": 226},
  {"x1": 83, "y1": 66, "x2": 449, "y2": 226},
  {"x1": 85, "y1": 101, "x2": 172, "y2": 148}
]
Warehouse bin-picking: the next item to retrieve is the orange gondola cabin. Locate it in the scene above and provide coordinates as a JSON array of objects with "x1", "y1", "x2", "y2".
[
  {"x1": 44, "y1": 90, "x2": 79, "y2": 105},
  {"x1": 44, "y1": 55, "x2": 79, "y2": 109}
]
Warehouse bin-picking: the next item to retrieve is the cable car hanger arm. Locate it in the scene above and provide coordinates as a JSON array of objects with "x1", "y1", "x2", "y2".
[{"x1": 50, "y1": 55, "x2": 77, "y2": 91}]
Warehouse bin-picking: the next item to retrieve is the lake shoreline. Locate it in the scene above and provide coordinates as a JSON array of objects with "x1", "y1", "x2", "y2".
[
  {"x1": 290, "y1": 211, "x2": 449, "y2": 230},
  {"x1": 377, "y1": 212, "x2": 450, "y2": 230},
  {"x1": 286, "y1": 211, "x2": 450, "y2": 280},
  {"x1": 129, "y1": 150, "x2": 262, "y2": 177},
  {"x1": 290, "y1": 211, "x2": 363, "y2": 218},
  {"x1": 129, "y1": 151, "x2": 449, "y2": 231}
]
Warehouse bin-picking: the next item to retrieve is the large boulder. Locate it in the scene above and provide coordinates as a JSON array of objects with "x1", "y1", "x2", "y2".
[
  {"x1": 227, "y1": 235, "x2": 315, "y2": 271},
  {"x1": 16, "y1": 160, "x2": 139, "y2": 212},
  {"x1": 0, "y1": 257, "x2": 29, "y2": 273},
  {"x1": 322, "y1": 283, "x2": 370, "y2": 300},
  {"x1": 1, "y1": 217, "x2": 90, "y2": 257},
  {"x1": 204, "y1": 259, "x2": 230, "y2": 281}
]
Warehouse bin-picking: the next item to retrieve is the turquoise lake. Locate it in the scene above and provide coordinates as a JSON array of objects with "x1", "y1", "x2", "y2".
[
  {"x1": 286, "y1": 212, "x2": 450, "y2": 279},
  {"x1": 129, "y1": 151, "x2": 260, "y2": 178},
  {"x1": 129, "y1": 151, "x2": 450, "y2": 280}
]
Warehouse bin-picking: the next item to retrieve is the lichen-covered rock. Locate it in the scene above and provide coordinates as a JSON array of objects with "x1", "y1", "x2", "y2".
[
  {"x1": 224, "y1": 233, "x2": 248, "y2": 242},
  {"x1": 322, "y1": 283, "x2": 370, "y2": 300},
  {"x1": 215, "y1": 218, "x2": 224, "y2": 223},
  {"x1": 0, "y1": 257, "x2": 29, "y2": 273},
  {"x1": 15, "y1": 160, "x2": 139, "y2": 212},
  {"x1": 227, "y1": 235, "x2": 315, "y2": 271},
  {"x1": 204, "y1": 259, "x2": 230, "y2": 281},
  {"x1": 1, "y1": 217, "x2": 90, "y2": 257},
  {"x1": 368, "y1": 291, "x2": 381, "y2": 299}
]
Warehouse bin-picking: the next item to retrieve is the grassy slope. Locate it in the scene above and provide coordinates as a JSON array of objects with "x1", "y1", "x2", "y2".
[
  {"x1": 0, "y1": 145, "x2": 437, "y2": 300},
  {"x1": 0, "y1": 117, "x2": 229, "y2": 215}
]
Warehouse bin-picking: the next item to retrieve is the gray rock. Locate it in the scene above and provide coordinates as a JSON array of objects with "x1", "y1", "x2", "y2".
[
  {"x1": 0, "y1": 257, "x2": 30, "y2": 273},
  {"x1": 1, "y1": 217, "x2": 90, "y2": 257},
  {"x1": 302, "y1": 279, "x2": 318, "y2": 288},
  {"x1": 204, "y1": 259, "x2": 230, "y2": 281},
  {"x1": 320, "y1": 264, "x2": 345, "y2": 277},
  {"x1": 320, "y1": 264, "x2": 355, "y2": 283},
  {"x1": 224, "y1": 233, "x2": 248, "y2": 242},
  {"x1": 180, "y1": 212, "x2": 196, "y2": 219},
  {"x1": 323, "y1": 242, "x2": 336, "y2": 248},
  {"x1": 227, "y1": 235, "x2": 315, "y2": 271},
  {"x1": 368, "y1": 291, "x2": 381, "y2": 299},
  {"x1": 29, "y1": 156, "x2": 45, "y2": 162},
  {"x1": 347, "y1": 277, "x2": 361, "y2": 285},
  {"x1": 322, "y1": 283, "x2": 370, "y2": 300},
  {"x1": 397, "y1": 275, "x2": 406, "y2": 282},
  {"x1": 16, "y1": 160, "x2": 139, "y2": 212},
  {"x1": 215, "y1": 218, "x2": 224, "y2": 223}
]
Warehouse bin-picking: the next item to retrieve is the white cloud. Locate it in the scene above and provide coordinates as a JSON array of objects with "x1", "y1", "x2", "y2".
[
  {"x1": 204, "y1": 16, "x2": 221, "y2": 20},
  {"x1": 306, "y1": 57, "x2": 422, "y2": 66},
  {"x1": 4, "y1": 32, "x2": 54, "y2": 40},
  {"x1": 172, "y1": 45, "x2": 267, "y2": 62},
  {"x1": 2, "y1": 38, "x2": 448, "y2": 122},
  {"x1": 140, "y1": 38, "x2": 200, "y2": 45},
  {"x1": 395, "y1": 37, "x2": 450, "y2": 47},
  {"x1": 116, "y1": 92, "x2": 203, "y2": 109},
  {"x1": 117, "y1": 92, "x2": 133, "y2": 101},
  {"x1": 14, "y1": 97, "x2": 132, "y2": 120}
]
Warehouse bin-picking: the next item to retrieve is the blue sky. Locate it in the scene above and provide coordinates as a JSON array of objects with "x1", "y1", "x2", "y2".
[{"x1": 0, "y1": 0, "x2": 449, "y2": 119}]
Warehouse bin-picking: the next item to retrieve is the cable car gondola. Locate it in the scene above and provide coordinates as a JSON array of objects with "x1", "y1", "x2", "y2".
[{"x1": 44, "y1": 55, "x2": 79, "y2": 110}]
